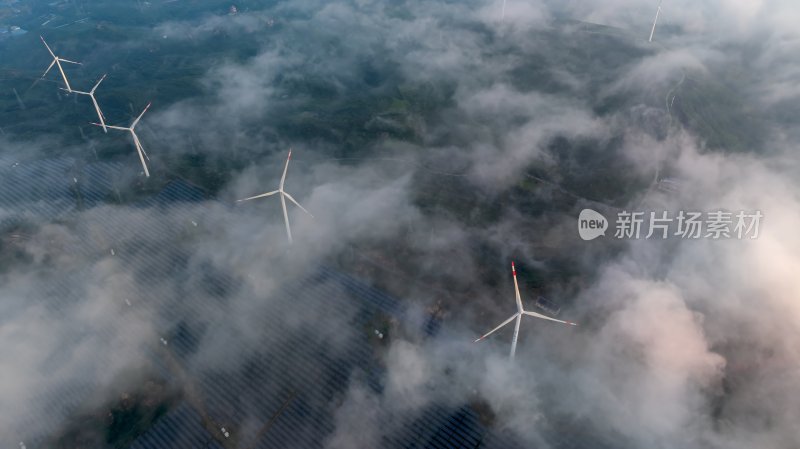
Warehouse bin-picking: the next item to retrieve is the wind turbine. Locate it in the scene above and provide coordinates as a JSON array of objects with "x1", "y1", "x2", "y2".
[
  {"x1": 39, "y1": 36, "x2": 81, "y2": 92},
  {"x1": 501, "y1": 0, "x2": 506, "y2": 21},
  {"x1": 237, "y1": 149, "x2": 313, "y2": 244},
  {"x1": 474, "y1": 262, "x2": 577, "y2": 359},
  {"x1": 92, "y1": 102, "x2": 152, "y2": 177},
  {"x1": 62, "y1": 74, "x2": 107, "y2": 133},
  {"x1": 649, "y1": 0, "x2": 663, "y2": 42}
]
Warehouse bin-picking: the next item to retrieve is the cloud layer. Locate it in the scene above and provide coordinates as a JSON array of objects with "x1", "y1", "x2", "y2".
[{"x1": 1, "y1": 0, "x2": 800, "y2": 448}]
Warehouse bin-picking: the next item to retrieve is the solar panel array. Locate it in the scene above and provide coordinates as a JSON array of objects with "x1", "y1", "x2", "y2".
[
  {"x1": 5, "y1": 158, "x2": 532, "y2": 449},
  {"x1": 130, "y1": 404, "x2": 225, "y2": 449},
  {"x1": 0, "y1": 157, "x2": 79, "y2": 218}
]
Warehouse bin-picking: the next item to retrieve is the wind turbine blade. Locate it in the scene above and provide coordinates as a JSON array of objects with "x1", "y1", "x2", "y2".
[
  {"x1": 474, "y1": 313, "x2": 519, "y2": 343},
  {"x1": 40, "y1": 36, "x2": 56, "y2": 58},
  {"x1": 237, "y1": 190, "x2": 279, "y2": 202},
  {"x1": 523, "y1": 310, "x2": 578, "y2": 326},
  {"x1": 91, "y1": 74, "x2": 107, "y2": 93},
  {"x1": 131, "y1": 102, "x2": 151, "y2": 128},
  {"x1": 130, "y1": 133, "x2": 150, "y2": 177},
  {"x1": 59, "y1": 58, "x2": 81, "y2": 65},
  {"x1": 501, "y1": 0, "x2": 506, "y2": 21},
  {"x1": 60, "y1": 88, "x2": 88, "y2": 94},
  {"x1": 649, "y1": 2, "x2": 662, "y2": 42},
  {"x1": 280, "y1": 193, "x2": 292, "y2": 244},
  {"x1": 283, "y1": 192, "x2": 313, "y2": 217},
  {"x1": 512, "y1": 262, "x2": 523, "y2": 313},
  {"x1": 279, "y1": 148, "x2": 292, "y2": 190},
  {"x1": 55, "y1": 59, "x2": 72, "y2": 92},
  {"x1": 91, "y1": 96, "x2": 107, "y2": 132},
  {"x1": 510, "y1": 314, "x2": 522, "y2": 359},
  {"x1": 41, "y1": 60, "x2": 56, "y2": 79},
  {"x1": 131, "y1": 131, "x2": 149, "y2": 161},
  {"x1": 94, "y1": 123, "x2": 128, "y2": 131}
]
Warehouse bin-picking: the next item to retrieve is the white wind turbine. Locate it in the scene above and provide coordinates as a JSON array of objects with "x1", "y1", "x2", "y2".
[
  {"x1": 91, "y1": 102, "x2": 152, "y2": 177},
  {"x1": 39, "y1": 36, "x2": 81, "y2": 92},
  {"x1": 62, "y1": 74, "x2": 108, "y2": 133},
  {"x1": 649, "y1": 0, "x2": 663, "y2": 42},
  {"x1": 474, "y1": 262, "x2": 577, "y2": 359},
  {"x1": 237, "y1": 149, "x2": 313, "y2": 244}
]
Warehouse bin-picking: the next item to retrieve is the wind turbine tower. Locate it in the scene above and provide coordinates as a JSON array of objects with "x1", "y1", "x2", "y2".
[
  {"x1": 39, "y1": 36, "x2": 81, "y2": 92},
  {"x1": 92, "y1": 102, "x2": 152, "y2": 176},
  {"x1": 237, "y1": 149, "x2": 313, "y2": 244},
  {"x1": 474, "y1": 262, "x2": 577, "y2": 359},
  {"x1": 63, "y1": 74, "x2": 108, "y2": 132}
]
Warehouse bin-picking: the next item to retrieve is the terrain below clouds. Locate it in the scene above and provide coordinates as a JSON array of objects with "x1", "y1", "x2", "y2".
[{"x1": 0, "y1": 0, "x2": 799, "y2": 448}]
